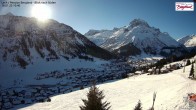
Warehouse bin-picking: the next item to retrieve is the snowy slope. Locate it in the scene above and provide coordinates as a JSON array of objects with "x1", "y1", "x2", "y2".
[
  {"x1": 0, "y1": 57, "x2": 109, "y2": 88},
  {"x1": 0, "y1": 13, "x2": 114, "y2": 88},
  {"x1": 14, "y1": 64, "x2": 196, "y2": 110},
  {"x1": 178, "y1": 35, "x2": 196, "y2": 47},
  {"x1": 85, "y1": 19, "x2": 186, "y2": 56},
  {"x1": 84, "y1": 29, "x2": 118, "y2": 46}
]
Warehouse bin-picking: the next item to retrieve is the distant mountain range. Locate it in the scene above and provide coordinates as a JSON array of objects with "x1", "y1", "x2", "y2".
[
  {"x1": 85, "y1": 19, "x2": 187, "y2": 57},
  {"x1": 0, "y1": 13, "x2": 195, "y2": 110},
  {"x1": 177, "y1": 35, "x2": 196, "y2": 47},
  {"x1": 0, "y1": 13, "x2": 193, "y2": 88}
]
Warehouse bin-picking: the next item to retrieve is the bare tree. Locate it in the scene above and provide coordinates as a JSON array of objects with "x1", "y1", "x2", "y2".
[{"x1": 148, "y1": 92, "x2": 157, "y2": 110}]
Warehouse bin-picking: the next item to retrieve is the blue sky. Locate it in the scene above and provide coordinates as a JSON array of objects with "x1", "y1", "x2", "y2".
[{"x1": 0, "y1": 0, "x2": 195, "y2": 39}]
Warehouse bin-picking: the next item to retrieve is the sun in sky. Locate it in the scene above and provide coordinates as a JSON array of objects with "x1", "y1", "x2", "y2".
[{"x1": 31, "y1": 5, "x2": 52, "y2": 22}]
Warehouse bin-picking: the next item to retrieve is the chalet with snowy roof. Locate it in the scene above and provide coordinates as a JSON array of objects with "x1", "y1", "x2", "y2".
[
  {"x1": 134, "y1": 71, "x2": 144, "y2": 75},
  {"x1": 161, "y1": 67, "x2": 169, "y2": 73}
]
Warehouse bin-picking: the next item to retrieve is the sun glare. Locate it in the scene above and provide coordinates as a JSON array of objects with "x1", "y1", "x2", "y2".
[{"x1": 31, "y1": 5, "x2": 52, "y2": 22}]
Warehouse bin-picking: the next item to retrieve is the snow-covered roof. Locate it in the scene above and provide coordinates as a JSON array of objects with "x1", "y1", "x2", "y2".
[
  {"x1": 135, "y1": 71, "x2": 142, "y2": 74},
  {"x1": 161, "y1": 67, "x2": 168, "y2": 71}
]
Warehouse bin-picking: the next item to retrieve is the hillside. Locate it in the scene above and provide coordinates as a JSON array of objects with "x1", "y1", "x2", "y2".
[
  {"x1": 13, "y1": 63, "x2": 196, "y2": 110},
  {"x1": 0, "y1": 13, "x2": 115, "y2": 88}
]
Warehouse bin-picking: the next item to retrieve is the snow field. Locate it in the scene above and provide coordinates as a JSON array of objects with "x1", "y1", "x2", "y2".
[{"x1": 14, "y1": 65, "x2": 196, "y2": 110}]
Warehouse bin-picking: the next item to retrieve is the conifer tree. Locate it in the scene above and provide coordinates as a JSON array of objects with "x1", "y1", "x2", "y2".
[
  {"x1": 80, "y1": 83, "x2": 111, "y2": 110},
  {"x1": 134, "y1": 100, "x2": 142, "y2": 110},
  {"x1": 186, "y1": 59, "x2": 191, "y2": 66}
]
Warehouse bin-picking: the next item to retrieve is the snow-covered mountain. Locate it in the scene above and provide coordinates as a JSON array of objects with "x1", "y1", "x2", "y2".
[
  {"x1": 85, "y1": 19, "x2": 186, "y2": 56},
  {"x1": 177, "y1": 35, "x2": 196, "y2": 47},
  {"x1": 84, "y1": 29, "x2": 117, "y2": 46},
  {"x1": 0, "y1": 13, "x2": 115, "y2": 88}
]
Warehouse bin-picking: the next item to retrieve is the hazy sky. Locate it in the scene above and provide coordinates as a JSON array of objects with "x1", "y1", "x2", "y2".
[{"x1": 0, "y1": 0, "x2": 195, "y2": 39}]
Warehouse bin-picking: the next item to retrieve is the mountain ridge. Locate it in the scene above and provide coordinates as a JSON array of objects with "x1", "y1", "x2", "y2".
[
  {"x1": 0, "y1": 14, "x2": 114, "y2": 68},
  {"x1": 177, "y1": 34, "x2": 196, "y2": 47},
  {"x1": 85, "y1": 19, "x2": 187, "y2": 57}
]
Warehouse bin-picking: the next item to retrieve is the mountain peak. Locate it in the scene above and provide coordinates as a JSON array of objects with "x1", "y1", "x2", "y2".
[
  {"x1": 85, "y1": 18, "x2": 185, "y2": 56},
  {"x1": 178, "y1": 34, "x2": 196, "y2": 47},
  {"x1": 129, "y1": 19, "x2": 149, "y2": 28},
  {"x1": 5, "y1": 12, "x2": 14, "y2": 16}
]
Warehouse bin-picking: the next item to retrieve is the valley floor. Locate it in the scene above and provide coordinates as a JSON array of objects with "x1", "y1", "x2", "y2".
[{"x1": 14, "y1": 65, "x2": 196, "y2": 110}]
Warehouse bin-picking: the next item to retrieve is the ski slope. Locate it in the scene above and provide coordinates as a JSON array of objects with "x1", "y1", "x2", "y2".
[{"x1": 14, "y1": 65, "x2": 196, "y2": 110}]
